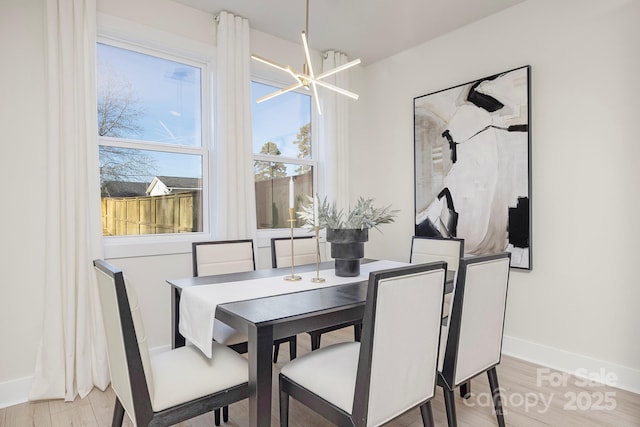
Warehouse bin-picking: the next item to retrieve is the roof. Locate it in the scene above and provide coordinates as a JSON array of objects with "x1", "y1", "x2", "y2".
[
  {"x1": 101, "y1": 181, "x2": 149, "y2": 197},
  {"x1": 154, "y1": 176, "x2": 202, "y2": 190}
]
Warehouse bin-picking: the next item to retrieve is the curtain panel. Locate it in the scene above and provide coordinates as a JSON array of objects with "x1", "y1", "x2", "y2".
[
  {"x1": 319, "y1": 50, "x2": 351, "y2": 213},
  {"x1": 30, "y1": 0, "x2": 109, "y2": 401},
  {"x1": 213, "y1": 11, "x2": 257, "y2": 240}
]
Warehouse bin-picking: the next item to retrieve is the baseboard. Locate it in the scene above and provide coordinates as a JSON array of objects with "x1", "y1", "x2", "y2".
[
  {"x1": 502, "y1": 334, "x2": 640, "y2": 394},
  {"x1": 0, "y1": 376, "x2": 32, "y2": 409}
]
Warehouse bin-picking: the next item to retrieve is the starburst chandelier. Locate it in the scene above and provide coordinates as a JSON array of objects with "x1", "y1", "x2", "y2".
[{"x1": 250, "y1": 0, "x2": 360, "y2": 114}]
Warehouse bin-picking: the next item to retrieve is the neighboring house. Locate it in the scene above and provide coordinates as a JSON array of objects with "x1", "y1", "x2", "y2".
[
  {"x1": 146, "y1": 176, "x2": 202, "y2": 196},
  {"x1": 101, "y1": 181, "x2": 149, "y2": 198}
]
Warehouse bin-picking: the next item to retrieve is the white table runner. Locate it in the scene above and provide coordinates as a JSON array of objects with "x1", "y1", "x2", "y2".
[{"x1": 179, "y1": 260, "x2": 407, "y2": 357}]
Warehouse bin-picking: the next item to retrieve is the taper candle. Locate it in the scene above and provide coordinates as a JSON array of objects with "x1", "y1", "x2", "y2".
[{"x1": 289, "y1": 177, "x2": 294, "y2": 208}]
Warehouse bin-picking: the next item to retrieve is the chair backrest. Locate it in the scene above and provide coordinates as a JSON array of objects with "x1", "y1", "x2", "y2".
[
  {"x1": 410, "y1": 236, "x2": 464, "y2": 273},
  {"x1": 440, "y1": 253, "x2": 511, "y2": 388},
  {"x1": 192, "y1": 240, "x2": 255, "y2": 277},
  {"x1": 353, "y1": 262, "x2": 447, "y2": 427},
  {"x1": 271, "y1": 236, "x2": 319, "y2": 268},
  {"x1": 93, "y1": 259, "x2": 154, "y2": 426}
]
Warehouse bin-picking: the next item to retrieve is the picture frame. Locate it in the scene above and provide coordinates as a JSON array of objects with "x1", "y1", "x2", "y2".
[{"x1": 414, "y1": 65, "x2": 531, "y2": 269}]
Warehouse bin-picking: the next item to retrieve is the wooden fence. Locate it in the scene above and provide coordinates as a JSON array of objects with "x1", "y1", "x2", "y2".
[
  {"x1": 101, "y1": 191, "x2": 201, "y2": 236},
  {"x1": 255, "y1": 172, "x2": 312, "y2": 229},
  {"x1": 102, "y1": 172, "x2": 312, "y2": 235}
]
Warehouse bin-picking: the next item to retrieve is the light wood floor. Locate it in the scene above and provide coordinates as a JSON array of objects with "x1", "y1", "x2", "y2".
[{"x1": 2, "y1": 328, "x2": 639, "y2": 427}]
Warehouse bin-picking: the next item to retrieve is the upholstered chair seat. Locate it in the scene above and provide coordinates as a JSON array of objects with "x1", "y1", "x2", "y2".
[
  {"x1": 212, "y1": 322, "x2": 247, "y2": 346},
  {"x1": 280, "y1": 342, "x2": 359, "y2": 413},
  {"x1": 150, "y1": 343, "x2": 248, "y2": 412}
]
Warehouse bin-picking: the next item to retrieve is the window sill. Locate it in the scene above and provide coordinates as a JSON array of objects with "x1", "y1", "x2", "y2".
[
  {"x1": 103, "y1": 234, "x2": 205, "y2": 259},
  {"x1": 102, "y1": 229, "x2": 327, "y2": 259}
]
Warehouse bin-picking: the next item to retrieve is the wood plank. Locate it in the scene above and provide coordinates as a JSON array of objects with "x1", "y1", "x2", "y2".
[
  {"x1": 87, "y1": 387, "x2": 115, "y2": 427},
  {"x1": 50, "y1": 402, "x2": 98, "y2": 427},
  {"x1": 4, "y1": 400, "x2": 51, "y2": 427}
]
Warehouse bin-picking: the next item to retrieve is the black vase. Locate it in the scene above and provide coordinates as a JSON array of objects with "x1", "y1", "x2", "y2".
[{"x1": 326, "y1": 228, "x2": 369, "y2": 277}]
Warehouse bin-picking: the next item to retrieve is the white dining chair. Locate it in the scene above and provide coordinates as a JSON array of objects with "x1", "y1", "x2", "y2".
[
  {"x1": 93, "y1": 259, "x2": 249, "y2": 427},
  {"x1": 192, "y1": 239, "x2": 297, "y2": 424},
  {"x1": 410, "y1": 236, "x2": 464, "y2": 322},
  {"x1": 271, "y1": 236, "x2": 361, "y2": 351},
  {"x1": 270, "y1": 235, "x2": 320, "y2": 268},
  {"x1": 192, "y1": 239, "x2": 256, "y2": 277},
  {"x1": 410, "y1": 236, "x2": 464, "y2": 270},
  {"x1": 279, "y1": 262, "x2": 447, "y2": 427},
  {"x1": 437, "y1": 253, "x2": 511, "y2": 427}
]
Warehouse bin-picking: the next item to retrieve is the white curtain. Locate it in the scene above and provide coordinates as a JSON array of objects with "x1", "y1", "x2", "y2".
[
  {"x1": 319, "y1": 51, "x2": 351, "y2": 212},
  {"x1": 213, "y1": 11, "x2": 256, "y2": 240},
  {"x1": 30, "y1": 0, "x2": 109, "y2": 401}
]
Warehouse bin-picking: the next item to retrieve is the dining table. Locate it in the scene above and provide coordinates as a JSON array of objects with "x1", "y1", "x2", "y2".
[{"x1": 166, "y1": 259, "x2": 454, "y2": 427}]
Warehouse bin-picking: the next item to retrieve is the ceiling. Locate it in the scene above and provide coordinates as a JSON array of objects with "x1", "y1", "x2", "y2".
[{"x1": 172, "y1": 0, "x2": 525, "y2": 65}]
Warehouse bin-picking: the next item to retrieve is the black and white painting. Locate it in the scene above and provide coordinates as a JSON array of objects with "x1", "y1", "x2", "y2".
[{"x1": 414, "y1": 66, "x2": 531, "y2": 269}]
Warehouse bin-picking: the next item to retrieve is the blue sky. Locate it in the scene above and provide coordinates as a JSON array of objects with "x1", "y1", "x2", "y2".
[
  {"x1": 98, "y1": 44, "x2": 311, "y2": 182},
  {"x1": 251, "y1": 81, "x2": 311, "y2": 159},
  {"x1": 97, "y1": 43, "x2": 201, "y2": 147}
]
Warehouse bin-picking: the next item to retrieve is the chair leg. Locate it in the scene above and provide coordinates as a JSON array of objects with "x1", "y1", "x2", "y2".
[
  {"x1": 460, "y1": 381, "x2": 471, "y2": 399},
  {"x1": 223, "y1": 405, "x2": 229, "y2": 422},
  {"x1": 279, "y1": 388, "x2": 289, "y2": 427},
  {"x1": 420, "y1": 401, "x2": 435, "y2": 427},
  {"x1": 273, "y1": 343, "x2": 281, "y2": 363},
  {"x1": 310, "y1": 332, "x2": 321, "y2": 350},
  {"x1": 354, "y1": 323, "x2": 362, "y2": 342},
  {"x1": 214, "y1": 408, "x2": 221, "y2": 426},
  {"x1": 112, "y1": 397, "x2": 125, "y2": 427},
  {"x1": 289, "y1": 336, "x2": 297, "y2": 360},
  {"x1": 487, "y1": 368, "x2": 506, "y2": 427},
  {"x1": 443, "y1": 388, "x2": 458, "y2": 427}
]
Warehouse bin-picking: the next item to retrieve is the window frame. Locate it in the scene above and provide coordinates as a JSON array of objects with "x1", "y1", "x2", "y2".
[
  {"x1": 250, "y1": 76, "x2": 320, "y2": 235},
  {"x1": 98, "y1": 16, "x2": 214, "y2": 259}
]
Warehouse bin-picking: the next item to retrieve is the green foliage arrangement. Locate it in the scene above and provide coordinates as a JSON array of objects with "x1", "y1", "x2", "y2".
[{"x1": 298, "y1": 195, "x2": 398, "y2": 230}]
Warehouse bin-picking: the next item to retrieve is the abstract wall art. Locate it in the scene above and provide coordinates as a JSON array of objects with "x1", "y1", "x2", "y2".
[{"x1": 414, "y1": 65, "x2": 531, "y2": 269}]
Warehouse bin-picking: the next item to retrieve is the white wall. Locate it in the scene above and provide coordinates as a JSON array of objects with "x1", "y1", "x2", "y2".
[
  {"x1": 0, "y1": 0, "x2": 48, "y2": 406},
  {"x1": 350, "y1": 0, "x2": 640, "y2": 391}
]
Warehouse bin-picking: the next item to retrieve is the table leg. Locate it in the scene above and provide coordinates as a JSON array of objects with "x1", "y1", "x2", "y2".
[
  {"x1": 171, "y1": 287, "x2": 185, "y2": 349},
  {"x1": 248, "y1": 324, "x2": 274, "y2": 427}
]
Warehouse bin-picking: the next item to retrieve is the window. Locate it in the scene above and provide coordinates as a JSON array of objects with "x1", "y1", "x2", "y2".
[
  {"x1": 251, "y1": 81, "x2": 315, "y2": 229},
  {"x1": 97, "y1": 41, "x2": 207, "y2": 236}
]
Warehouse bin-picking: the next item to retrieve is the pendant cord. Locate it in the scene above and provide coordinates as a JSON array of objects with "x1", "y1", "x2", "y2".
[
  {"x1": 303, "y1": 0, "x2": 310, "y2": 74},
  {"x1": 306, "y1": 0, "x2": 310, "y2": 39}
]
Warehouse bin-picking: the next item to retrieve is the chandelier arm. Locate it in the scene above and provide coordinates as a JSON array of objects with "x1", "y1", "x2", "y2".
[
  {"x1": 309, "y1": 78, "x2": 359, "y2": 100},
  {"x1": 252, "y1": 54, "x2": 301, "y2": 83},
  {"x1": 301, "y1": 31, "x2": 316, "y2": 78},
  {"x1": 310, "y1": 81, "x2": 322, "y2": 114},
  {"x1": 251, "y1": 54, "x2": 291, "y2": 73},
  {"x1": 315, "y1": 58, "x2": 362, "y2": 80},
  {"x1": 256, "y1": 82, "x2": 304, "y2": 103}
]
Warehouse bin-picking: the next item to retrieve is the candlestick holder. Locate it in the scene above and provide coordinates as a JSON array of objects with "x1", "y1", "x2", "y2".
[
  {"x1": 284, "y1": 208, "x2": 302, "y2": 281},
  {"x1": 310, "y1": 226, "x2": 325, "y2": 283}
]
